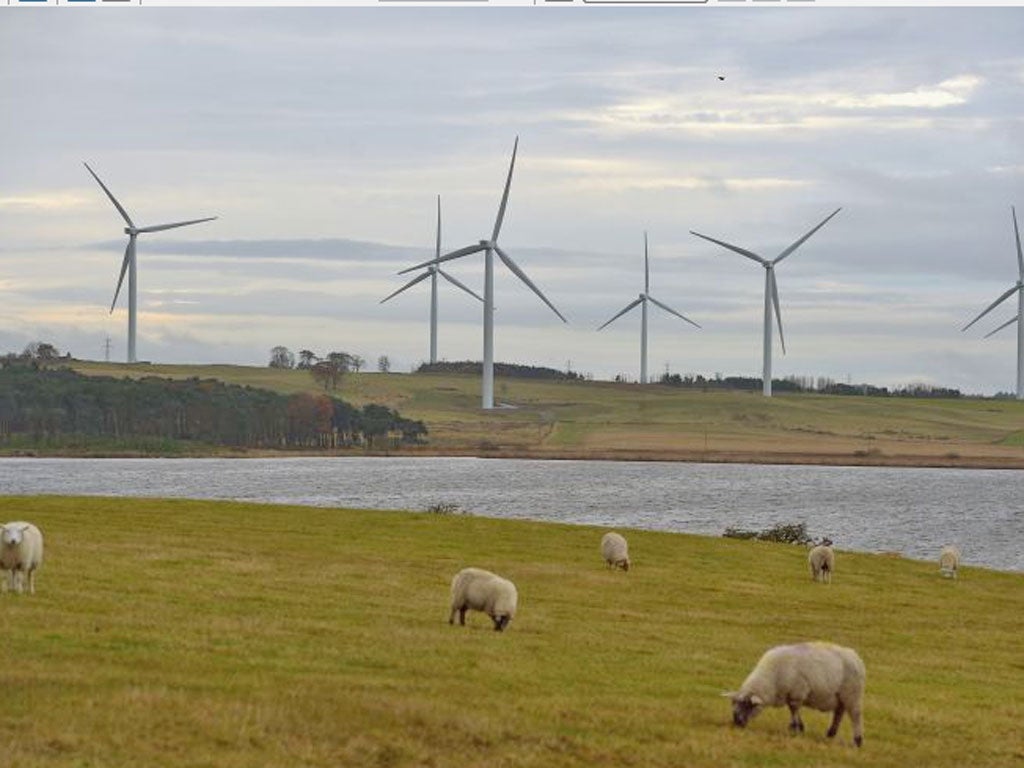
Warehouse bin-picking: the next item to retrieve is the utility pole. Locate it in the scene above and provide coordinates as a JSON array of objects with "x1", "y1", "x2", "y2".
[{"x1": 104, "y1": 335, "x2": 112, "y2": 363}]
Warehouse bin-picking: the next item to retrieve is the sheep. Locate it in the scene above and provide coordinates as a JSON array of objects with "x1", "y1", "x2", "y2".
[
  {"x1": 939, "y1": 545, "x2": 961, "y2": 579},
  {"x1": 600, "y1": 532, "x2": 630, "y2": 571},
  {"x1": 808, "y1": 542, "x2": 835, "y2": 583},
  {"x1": 724, "y1": 641, "x2": 866, "y2": 747},
  {"x1": 0, "y1": 521, "x2": 44, "y2": 595},
  {"x1": 448, "y1": 567, "x2": 518, "y2": 632}
]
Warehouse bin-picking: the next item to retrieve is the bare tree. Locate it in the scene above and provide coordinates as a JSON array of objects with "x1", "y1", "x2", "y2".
[
  {"x1": 350, "y1": 355, "x2": 365, "y2": 373},
  {"x1": 269, "y1": 346, "x2": 295, "y2": 369},
  {"x1": 377, "y1": 355, "x2": 391, "y2": 373}
]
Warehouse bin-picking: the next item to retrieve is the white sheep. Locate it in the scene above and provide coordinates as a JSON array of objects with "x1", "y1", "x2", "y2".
[
  {"x1": 1, "y1": 521, "x2": 44, "y2": 595},
  {"x1": 808, "y1": 543, "x2": 835, "y2": 583},
  {"x1": 448, "y1": 567, "x2": 518, "y2": 632},
  {"x1": 939, "y1": 545, "x2": 961, "y2": 579},
  {"x1": 725, "y1": 641, "x2": 866, "y2": 747},
  {"x1": 600, "y1": 532, "x2": 630, "y2": 571}
]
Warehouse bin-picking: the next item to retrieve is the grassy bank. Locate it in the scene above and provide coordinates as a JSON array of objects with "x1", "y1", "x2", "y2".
[
  {"x1": 67, "y1": 361, "x2": 1024, "y2": 467},
  {"x1": 1, "y1": 496, "x2": 1021, "y2": 767}
]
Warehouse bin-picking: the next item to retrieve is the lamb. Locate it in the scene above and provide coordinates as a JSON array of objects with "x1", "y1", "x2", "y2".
[
  {"x1": 600, "y1": 532, "x2": 630, "y2": 571},
  {"x1": 939, "y1": 545, "x2": 961, "y2": 579},
  {"x1": 725, "y1": 641, "x2": 866, "y2": 747},
  {"x1": 448, "y1": 567, "x2": 518, "y2": 632},
  {"x1": 808, "y1": 542, "x2": 835, "y2": 583},
  {"x1": 1, "y1": 521, "x2": 44, "y2": 595}
]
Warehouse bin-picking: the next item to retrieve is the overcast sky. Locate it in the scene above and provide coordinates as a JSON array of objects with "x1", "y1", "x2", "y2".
[{"x1": 2, "y1": 8, "x2": 1023, "y2": 393}]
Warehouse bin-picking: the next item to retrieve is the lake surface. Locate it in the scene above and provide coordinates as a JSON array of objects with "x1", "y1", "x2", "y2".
[{"x1": 1, "y1": 457, "x2": 1021, "y2": 572}]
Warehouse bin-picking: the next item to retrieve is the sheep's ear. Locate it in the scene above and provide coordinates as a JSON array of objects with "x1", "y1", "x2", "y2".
[
  {"x1": 721, "y1": 691, "x2": 738, "y2": 700},
  {"x1": 17, "y1": 525, "x2": 29, "y2": 532},
  {"x1": 749, "y1": 695, "x2": 764, "y2": 706}
]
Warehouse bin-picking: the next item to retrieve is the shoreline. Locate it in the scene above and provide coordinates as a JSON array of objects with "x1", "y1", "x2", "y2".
[{"x1": 4, "y1": 444, "x2": 1024, "y2": 469}]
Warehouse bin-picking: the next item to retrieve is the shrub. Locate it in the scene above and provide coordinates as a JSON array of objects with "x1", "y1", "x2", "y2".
[
  {"x1": 424, "y1": 502, "x2": 469, "y2": 516},
  {"x1": 723, "y1": 521, "x2": 812, "y2": 545}
]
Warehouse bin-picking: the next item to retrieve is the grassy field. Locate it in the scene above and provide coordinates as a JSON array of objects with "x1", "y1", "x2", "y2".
[
  {"x1": 68, "y1": 360, "x2": 1024, "y2": 467},
  {"x1": 1, "y1": 496, "x2": 1021, "y2": 767}
]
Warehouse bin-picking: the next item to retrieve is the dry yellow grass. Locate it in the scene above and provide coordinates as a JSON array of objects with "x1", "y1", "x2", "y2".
[{"x1": 66, "y1": 361, "x2": 1024, "y2": 467}]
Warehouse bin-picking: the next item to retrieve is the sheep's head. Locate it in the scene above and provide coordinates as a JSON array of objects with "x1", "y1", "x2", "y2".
[
  {"x1": 619, "y1": 559, "x2": 630, "y2": 572},
  {"x1": 492, "y1": 614, "x2": 511, "y2": 632},
  {"x1": 1, "y1": 525, "x2": 26, "y2": 547},
  {"x1": 724, "y1": 692, "x2": 764, "y2": 727}
]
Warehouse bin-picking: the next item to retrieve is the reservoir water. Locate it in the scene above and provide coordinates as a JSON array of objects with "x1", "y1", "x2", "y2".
[{"x1": 1, "y1": 457, "x2": 1021, "y2": 572}]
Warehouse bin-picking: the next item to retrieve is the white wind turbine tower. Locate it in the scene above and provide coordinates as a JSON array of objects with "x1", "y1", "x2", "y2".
[
  {"x1": 84, "y1": 162, "x2": 216, "y2": 363},
  {"x1": 381, "y1": 195, "x2": 483, "y2": 364},
  {"x1": 397, "y1": 137, "x2": 567, "y2": 409},
  {"x1": 690, "y1": 208, "x2": 841, "y2": 397},
  {"x1": 961, "y1": 206, "x2": 1024, "y2": 399},
  {"x1": 598, "y1": 232, "x2": 701, "y2": 384}
]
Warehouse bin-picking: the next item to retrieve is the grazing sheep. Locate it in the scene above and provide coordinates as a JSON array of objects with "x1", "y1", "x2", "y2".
[
  {"x1": 448, "y1": 567, "x2": 518, "y2": 632},
  {"x1": 808, "y1": 543, "x2": 835, "y2": 583},
  {"x1": 725, "y1": 641, "x2": 866, "y2": 747},
  {"x1": 1, "y1": 521, "x2": 44, "y2": 595},
  {"x1": 939, "y1": 545, "x2": 961, "y2": 579},
  {"x1": 600, "y1": 532, "x2": 630, "y2": 571}
]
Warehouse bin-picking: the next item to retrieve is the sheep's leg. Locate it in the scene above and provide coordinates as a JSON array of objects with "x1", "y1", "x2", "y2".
[
  {"x1": 458, "y1": 607, "x2": 467, "y2": 626},
  {"x1": 826, "y1": 704, "x2": 845, "y2": 738},
  {"x1": 27, "y1": 568, "x2": 34, "y2": 595},
  {"x1": 787, "y1": 704, "x2": 804, "y2": 734},
  {"x1": 849, "y1": 706, "x2": 863, "y2": 747},
  {"x1": 13, "y1": 570, "x2": 22, "y2": 595}
]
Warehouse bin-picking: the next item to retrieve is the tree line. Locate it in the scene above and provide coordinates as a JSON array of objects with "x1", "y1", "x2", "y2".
[
  {"x1": 0, "y1": 356, "x2": 427, "y2": 450},
  {"x1": 656, "y1": 372, "x2": 962, "y2": 398},
  {"x1": 416, "y1": 361, "x2": 585, "y2": 381}
]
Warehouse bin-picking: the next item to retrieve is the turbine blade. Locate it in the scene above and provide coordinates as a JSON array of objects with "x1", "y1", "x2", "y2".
[
  {"x1": 399, "y1": 243, "x2": 486, "y2": 275},
  {"x1": 984, "y1": 315, "x2": 1019, "y2": 339},
  {"x1": 110, "y1": 239, "x2": 132, "y2": 312},
  {"x1": 493, "y1": 244, "x2": 567, "y2": 323},
  {"x1": 137, "y1": 216, "x2": 217, "y2": 234},
  {"x1": 690, "y1": 230, "x2": 767, "y2": 265},
  {"x1": 770, "y1": 270, "x2": 786, "y2": 354},
  {"x1": 597, "y1": 297, "x2": 644, "y2": 331},
  {"x1": 83, "y1": 161, "x2": 134, "y2": 228},
  {"x1": 437, "y1": 268, "x2": 484, "y2": 302},
  {"x1": 379, "y1": 271, "x2": 431, "y2": 304},
  {"x1": 644, "y1": 231, "x2": 650, "y2": 294},
  {"x1": 962, "y1": 284, "x2": 1021, "y2": 332},
  {"x1": 647, "y1": 295, "x2": 701, "y2": 329},
  {"x1": 491, "y1": 136, "x2": 518, "y2": 243},
  {"x1": 1014, "y1": 206, "x2": 1023, "y2": 280},
  {"x1": 773, "y1": 207, "x2": 841, "y2": 265},
  {"x1": 436, "y1": 194, "x2": 442, "y2": 262}
]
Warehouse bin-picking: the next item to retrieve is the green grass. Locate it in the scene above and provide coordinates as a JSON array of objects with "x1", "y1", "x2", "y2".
[
  {"x1": 67, "y1": 360, "x2": 1024, "y2": 466},
  {"x1": 1, "y1": 496, "x2": 1021, "y2": 767}
]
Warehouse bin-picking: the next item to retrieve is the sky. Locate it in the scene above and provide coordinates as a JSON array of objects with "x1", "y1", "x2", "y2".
[{"x1": 2, "y1": 7, "x2": 1024, "y2": 394}]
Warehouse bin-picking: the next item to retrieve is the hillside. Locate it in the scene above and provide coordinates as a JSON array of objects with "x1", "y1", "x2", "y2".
[
  {"x1": 66, "y1": 360, "x2": 1024, "y2": 467},
  {"x1": 0, "y1": 496, "x2": 1020, "y2": 768}
]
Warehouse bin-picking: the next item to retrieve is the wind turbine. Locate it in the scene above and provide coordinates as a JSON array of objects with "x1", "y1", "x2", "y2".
[
  {"x1": 961, "y1": 206, "x2": 1024, "y2": 399},
  {"x1": 84, "y1": 162, "x2": 216, "y2": 363},
  {"x1": 690, "y1": 208, "x2": 841, "y2": 397},
  {"x1": 397, "y1": 137, "x2": 567, "y2": 409},
  {"x1": 381, "y1": 195, "x2": 483, "y2": 364},
  {"x1": 598, "y1": 232, "x2": 701, "y2": 384}
]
